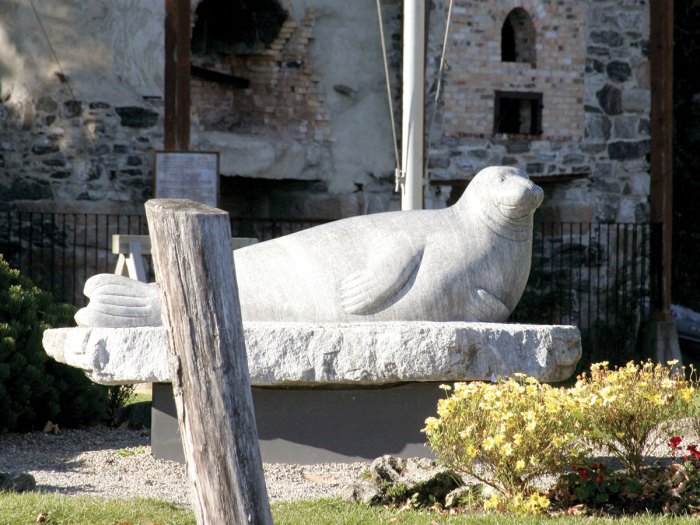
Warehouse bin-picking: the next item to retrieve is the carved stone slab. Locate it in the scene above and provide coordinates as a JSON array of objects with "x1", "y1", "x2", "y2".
[{"x1": 43, "y1": 322, "x2": 581, "y2": 386}]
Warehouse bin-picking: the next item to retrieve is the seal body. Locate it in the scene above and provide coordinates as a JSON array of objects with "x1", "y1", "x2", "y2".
[
  {"x1": 75, "y1": 166, "x2": 543, "y2": 327},
  {"x1": 233, "y1": 166, "x2": 543, "y2": 323}
]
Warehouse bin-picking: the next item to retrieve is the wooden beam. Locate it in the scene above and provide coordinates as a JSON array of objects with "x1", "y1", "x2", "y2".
[
  {"x1": 164, "y1": 0, "x2": 191, "y2": 151},
  {"x1": 649, "y1": 0, "x2": 674, "y2": 321},
  {"x1": 146, "y1": 199, "x2": 272, "y2": 525}
]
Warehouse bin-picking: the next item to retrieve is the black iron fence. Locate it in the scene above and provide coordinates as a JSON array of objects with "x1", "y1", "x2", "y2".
[
  {"x1": 230, "y1": 216, "x2": 330, "y2": 241},
  {"x1": 0, "y1": 211, "x2": 329, "y2": 306},
  {"x1": 511, "y1": 222, "x2": 651, "y2": 366},
  {"x1": 0, "y1": 211, "x2": 149, "y2": 307},
  {"x1": 0, "y1": 210, "x2": 651, "y2": 363}
]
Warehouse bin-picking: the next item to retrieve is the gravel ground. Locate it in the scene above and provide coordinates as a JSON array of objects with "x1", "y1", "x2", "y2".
[
  {"x1": 2, "y1": 423, "x2": 694, "y2": 509},
  {"x1": 0, "y1": 427, "x2": 368, "y2": 507}
]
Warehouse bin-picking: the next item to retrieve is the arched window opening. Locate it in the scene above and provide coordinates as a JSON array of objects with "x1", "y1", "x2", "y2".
[
  {"x1": 500, "y1": 8, "x2": 536, "y2": 66},
  {"x1": 192, "y1": 0, "x2": 288, "y2": 55},
  {"x1": 501, "y1": 17, "x2": 516, "y2": 62}
]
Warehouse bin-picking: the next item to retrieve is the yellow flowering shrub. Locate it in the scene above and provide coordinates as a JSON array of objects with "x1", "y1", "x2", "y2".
[
  {"x1": 482, "y1": 492, "x2": 551, "y2": 515},
  {"x1": 571, "y1": 360, "x2": 694, "y2": 475},
  {"x1": 423, "y1": 375, "x2": 586, "y2": 499}
]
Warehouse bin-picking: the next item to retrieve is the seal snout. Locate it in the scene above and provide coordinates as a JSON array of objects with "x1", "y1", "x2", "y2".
[{"x1": 497, "y1": 177, "x2": 544, "y2": 219}]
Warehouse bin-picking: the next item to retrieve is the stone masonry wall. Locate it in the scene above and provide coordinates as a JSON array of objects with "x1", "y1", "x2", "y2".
[
  {"x1": 1, "y1": 0, "x2": 652, "y2": 226},
  {"x1": 0, "y1": 0, "x2": 165, "y2": 211},
  {"x1": 0, "y1": 91, "x2": 161, "y2": 208},
  {"x1": 425, "y1": 0, "x2": 651, "y2": 224},
  {"x1": 191, "y1": 8, "x2": 331, "y2": 142}
]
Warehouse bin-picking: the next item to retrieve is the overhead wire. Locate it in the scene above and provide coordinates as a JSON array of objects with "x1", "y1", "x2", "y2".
[
  {"x1": 27, "y1": 0, "x2": 77, "y2": 102},
  {"x1": 425, "y1": 0, "x2": 454, "y2": 181},
  {"x1": 376, "y1": 0, "x2": 454, "y2": 194},
  {"x1": 375, "y1": 0, "x2": 403, "y2": 192},
  {"x1": 26, "y1": 0, "x2": 128, "y2": 196}
]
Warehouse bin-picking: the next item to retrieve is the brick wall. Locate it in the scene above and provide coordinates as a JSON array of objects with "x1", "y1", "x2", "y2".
[
  {"x1": 442, "y1": 1, "x2": 585, "y2": 139},
  {"x1": 191, "y1": 8, "x2": 331, "y2": 142},
  {"x1": 426, "y1": 0, "x2": 651, "y2": 223}
]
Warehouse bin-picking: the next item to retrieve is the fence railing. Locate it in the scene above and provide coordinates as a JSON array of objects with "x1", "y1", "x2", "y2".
[
  {"x1": 0, "y1": 210, "x2": 651, "y2": 362},
  {"x1": 511, "y1": 222, "x2": 651, "y2": 365},
  {"x1": 0, "y1": 211, "x2": 149, "y2": 307},
  {"x1": 0, "y1": 211, "x2": 329, "y2": 306}
]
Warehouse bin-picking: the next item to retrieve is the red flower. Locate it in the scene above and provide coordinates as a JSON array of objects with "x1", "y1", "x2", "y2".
[
  {"x1": 573, "y1": 467, "x2": 590, "y2": 479},
  {"x1": 669, "y1": 436, "x2": 683, "y2": 450},
  {"x1": 687, "y1": 444, "x2": 700, "y2": 461}
]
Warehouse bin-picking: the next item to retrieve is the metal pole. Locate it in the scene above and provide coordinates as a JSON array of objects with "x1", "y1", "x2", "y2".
[{"x1": 401, "y1": 0, "x2": 425, "y2": 210}]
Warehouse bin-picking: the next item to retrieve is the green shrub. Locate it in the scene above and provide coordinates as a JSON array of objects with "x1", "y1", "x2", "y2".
[
  {"x1": 549, "y1": 461, "x2": 641, "y2": 509},
  {"x1": 423, "y1": 376, "x2": 586, "y2": 501},
  {"x1": 0, "y1": 255, "x2": 108, "y2": 433},
  {"x1": 571, "y1": 360, "x2": 694, "y2": 475},
  {"x1": 107, "y1": 383, "x2": 136, "y2": 423}
]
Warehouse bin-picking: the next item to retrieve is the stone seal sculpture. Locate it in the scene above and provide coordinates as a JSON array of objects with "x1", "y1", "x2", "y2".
[{"x1": 75, "y1": 166, "x2": 543, "y2": 327}]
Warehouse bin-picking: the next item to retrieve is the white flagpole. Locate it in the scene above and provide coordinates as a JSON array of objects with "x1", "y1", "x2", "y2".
[{"x1": 401, "y1": 0, "x2": 425, "y2": 210}]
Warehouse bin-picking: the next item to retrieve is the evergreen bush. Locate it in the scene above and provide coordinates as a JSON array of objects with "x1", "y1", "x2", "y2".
[{"x1": 0, "y1": 255, "x2": 108, "y2": 433}]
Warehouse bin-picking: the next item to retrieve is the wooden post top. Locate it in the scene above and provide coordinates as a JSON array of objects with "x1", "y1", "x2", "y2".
[{"x1": 146, "y1": 198, "x2": 228, "y2": 216}]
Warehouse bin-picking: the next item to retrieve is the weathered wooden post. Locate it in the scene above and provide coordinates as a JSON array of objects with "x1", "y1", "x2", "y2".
[{"x1": 145, "y1": 199, "x2": 272, "y2": 525}]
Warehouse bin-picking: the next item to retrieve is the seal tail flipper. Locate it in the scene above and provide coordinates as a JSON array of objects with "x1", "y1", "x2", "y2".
[
  {"x1": 464, "y1": 288, "x2": 511, "y2": 322},
  {"x1": 339, "y1": 235, "x2": 424, "y2": 315},
  {"x1": 75, "y1": 274, "x2": 162, "y2": 327}
]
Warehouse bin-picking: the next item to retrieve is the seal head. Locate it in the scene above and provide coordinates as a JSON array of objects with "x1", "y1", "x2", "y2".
[{"x1": 457, "y1": 166, "x2": 544, "y2": 241}]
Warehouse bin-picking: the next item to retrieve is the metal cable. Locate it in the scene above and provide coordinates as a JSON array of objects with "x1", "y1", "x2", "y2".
[
  {"x1": 27, "y1": 0, "x2": 129, "y2": 197},
  {"x1": 27, "y1": 0, "x2": 77, "y2": 102},
  {"x1": 375, "y1": 0, "x2": 402, "y2": 191},
  {"x1": 425, "y1": 0, "x2": 454, "y2": 181}
]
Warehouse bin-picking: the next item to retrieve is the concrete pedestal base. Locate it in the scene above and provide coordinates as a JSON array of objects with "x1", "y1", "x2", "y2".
[
  {"x1": 152, "y1": 382, "x2": 445, "y2": 464},
  {"x1": 43, "y1": 322, "x2": 582, "y2": 463}
]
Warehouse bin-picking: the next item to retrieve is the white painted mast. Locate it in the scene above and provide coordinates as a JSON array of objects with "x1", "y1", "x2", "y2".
[{"x1": 401, "y1": 0, "x2": 425, "y2": 210}]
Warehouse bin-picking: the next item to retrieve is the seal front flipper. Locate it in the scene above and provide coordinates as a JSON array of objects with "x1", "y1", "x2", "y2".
[
  {"x1": 75, "y1": 274, "x2": 162, "y2": 327},
  {"x1": 464, "y1": 288, "x2": 511, "y2": 322},
  {"x1": 339, "y1": 235, "x2": 424, "y2": 315}
]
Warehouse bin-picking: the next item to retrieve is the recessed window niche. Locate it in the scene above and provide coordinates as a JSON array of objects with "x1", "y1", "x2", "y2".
[
  {"x1": 501, "y1": 8, "x2": 536, "y2": 66},
  {"x1": 191, "y1": 0, "x2": 288, "y2": 55},
  {"x1": 494, "y1": 91, "x2": 543, "y2": 136},
  {"x1": 441, "y1": 1, "x2": 584, "y2": 139}
]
